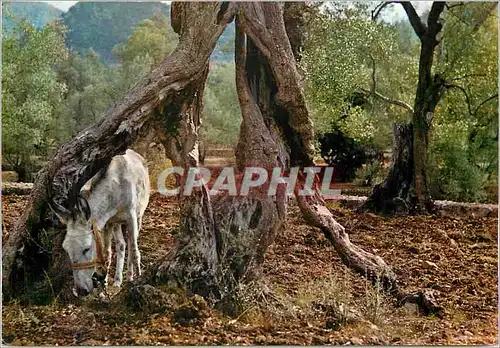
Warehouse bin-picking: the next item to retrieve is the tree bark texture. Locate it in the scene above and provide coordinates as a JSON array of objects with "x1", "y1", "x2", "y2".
[{"x1": 404, "y1": 2, "x2": 446, "y2": 213}]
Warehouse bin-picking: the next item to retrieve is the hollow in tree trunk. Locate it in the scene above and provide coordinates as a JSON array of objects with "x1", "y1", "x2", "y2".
[{"x1": 360, "y1": 123, "x2": 414, "y2": 216}]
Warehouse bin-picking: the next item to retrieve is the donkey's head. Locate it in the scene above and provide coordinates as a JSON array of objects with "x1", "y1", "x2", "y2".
[{"x1": 50, "y1": 195, "x2": 105, "y2": 296}]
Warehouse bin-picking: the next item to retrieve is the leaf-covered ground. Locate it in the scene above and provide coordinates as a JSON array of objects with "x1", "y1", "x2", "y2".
[{"x1": 2, "y1": 193, "x2": 497, "y2": 345}]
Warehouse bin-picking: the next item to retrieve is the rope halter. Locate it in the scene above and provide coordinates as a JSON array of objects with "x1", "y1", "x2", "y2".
[{"x1": 71, "y1": 218, "x2": 106, "y2": 273}]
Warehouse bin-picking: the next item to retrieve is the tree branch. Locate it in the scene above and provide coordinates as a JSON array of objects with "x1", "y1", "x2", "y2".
[
  {"x1": 473, "y1": 93, "x2": 498, "y2": 115},
  {"x1": 445, "y1": 84, "x2": 498, "y2": 117},
  {"x1": 427, "y1": 2, "x2": 446, "y2": 35},
  {"x1": 372, "y1": 1, "x2": 395, "y2": 21},
  {"x1": 401, "y1": 2, "x2": 427, "y2": 40},
  {"x1": 360, "y1": 88, "x2": 414, "y2": 114}
]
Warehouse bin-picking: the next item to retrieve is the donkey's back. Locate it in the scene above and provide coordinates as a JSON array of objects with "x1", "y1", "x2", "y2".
[{"x1": 83, "y1": 149, "x2": 150, "y2": 223}]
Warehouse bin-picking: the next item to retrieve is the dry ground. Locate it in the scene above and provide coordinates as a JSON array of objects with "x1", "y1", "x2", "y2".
[{"x1": 2, "y1": 192, "x2": 498, "y2": 345}]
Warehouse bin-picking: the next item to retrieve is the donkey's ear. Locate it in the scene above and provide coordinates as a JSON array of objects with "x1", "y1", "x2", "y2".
[
  {"x1": 47, "y1": 200, "x2": 70, "y2": 225},
  {"x1": 77, "y1": 196, "x2": 91, "y2": 221}
]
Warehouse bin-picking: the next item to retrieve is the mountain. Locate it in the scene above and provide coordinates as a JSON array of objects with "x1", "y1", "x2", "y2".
[
  {"x1": 62, "y1": 2, "x2": 171, "y2": 63},
  {"x1": 2, "y1": 2, "x2": 62, "y2": 32}
]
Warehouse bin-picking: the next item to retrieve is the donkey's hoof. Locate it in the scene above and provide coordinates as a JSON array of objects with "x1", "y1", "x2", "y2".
[{"x1": 113, "y1": 280, "x2": 122, "y2": 288}]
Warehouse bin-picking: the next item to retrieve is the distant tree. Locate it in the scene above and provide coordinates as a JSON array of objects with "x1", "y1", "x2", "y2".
[
  {"x1": 303, "y1": 4, "x2": 414, "y2": 187},
  {"x1": 202, "y1": 62, "x2": 241, "y2": 147},
  {"x1": 55, "y1": 49, "x2": 117, "y2": 134},
  {"x1": 362, "y1": 2, "x2": 498, "y2": 213},
  {"x1": 2, "y1": 19, "x2": 68, "y2": 181},
  {"x1": 113, "y1": 12, "x2": 178, "y2": 66}
]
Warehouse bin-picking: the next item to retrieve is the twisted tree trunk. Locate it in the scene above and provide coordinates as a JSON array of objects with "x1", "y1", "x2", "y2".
[
  {"x1": 235, "y1": 2, "x2": 397, "y2": 289},
  {"x1": 138, "y1": 9, "x2": 290, "y2": 313}
]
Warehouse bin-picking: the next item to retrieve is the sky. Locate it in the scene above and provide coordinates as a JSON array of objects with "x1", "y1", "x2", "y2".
[
  {"x1": 44, "y1": 1, "x2": 77, "y2": 11},
  {"x1": 380, "y1": 1, "x2": 433, "y2": 22}
]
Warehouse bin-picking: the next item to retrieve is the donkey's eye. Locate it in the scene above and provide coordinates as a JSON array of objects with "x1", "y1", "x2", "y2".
[{"x1": 83, "y1": 247, "x2": 90, "y2": 255}]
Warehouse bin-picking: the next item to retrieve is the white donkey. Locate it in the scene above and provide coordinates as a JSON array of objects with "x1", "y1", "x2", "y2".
[{"x1": 52, "y1": 149, "x2": 150, "y2": 296}]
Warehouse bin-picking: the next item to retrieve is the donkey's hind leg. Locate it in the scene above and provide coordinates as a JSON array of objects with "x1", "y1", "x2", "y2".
[
  {"x1": 126, "y1": 210, "x2": 141, "y2": 280},
  {"x1": 102, "y1": 225, "x2": 113, "y2": 286}
]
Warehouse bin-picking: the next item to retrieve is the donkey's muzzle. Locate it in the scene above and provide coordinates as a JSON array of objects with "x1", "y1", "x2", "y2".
[
  {"x1": 76, "y1": 287, "x2": 90, "y2": 297},
  {"x1": 92, "y1": 272, "x2": 106, "y2": 287}
]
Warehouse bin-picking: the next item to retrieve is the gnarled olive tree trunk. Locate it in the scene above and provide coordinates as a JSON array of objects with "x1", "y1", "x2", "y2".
[{"x1": 234, "y1": 2, "x2": 397, "y2": 289}]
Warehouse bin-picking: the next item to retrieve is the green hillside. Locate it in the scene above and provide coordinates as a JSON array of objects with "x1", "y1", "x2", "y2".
[
  {"x1": 62, "y1": 2, "x2": 170, "y2": 63},
  {"x1": 2, "y1": 2, "x2": 62, "y2": 32}
]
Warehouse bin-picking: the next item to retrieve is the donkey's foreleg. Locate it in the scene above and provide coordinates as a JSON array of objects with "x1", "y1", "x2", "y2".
[{"x1": 112, "y1": 224, "x2": 126, "y2": 287}]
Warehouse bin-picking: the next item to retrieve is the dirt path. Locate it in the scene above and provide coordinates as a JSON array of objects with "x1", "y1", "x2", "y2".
[{"x1": 2, "y1": 193, "x2": 497, "y2": 345}]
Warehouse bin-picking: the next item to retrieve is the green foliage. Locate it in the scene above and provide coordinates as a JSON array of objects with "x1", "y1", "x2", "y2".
[
  {"x1": 202, "y1": 62, "x2": 241, "y2": 147},
  {"x1": 2, "y1": 19, "x2": 68, "y2": 179},
  {"x1": 211, "y1": 22, "x2": 235, "y2": 62},
  {"x1": 355, "y1": 160, "x2": 387, "y2": 187},
  {"x1": 318, "y1": 127, "x2": 381, "y2": 182},
  {"x1": 303, "y1": 4, "x2": 417, "y2": 151},
  {"x1": 2, "y1": 2, "x2": 496, "y2": 206},
  {"x1": 429, "y1": 121, "x2": 490, "y2": 202},
  {"x1": 304, "y1": 3, "x2": 497, "y2": 202},
  {"x1": 55, "y1": 50, "x2": 112, "y2": 135},
  {"x1": 428, "y1": 4, "x2": 498, "y2": 203},
  {"x1": 2, "y1": 7, "x2": 179, "y2": 182}
]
